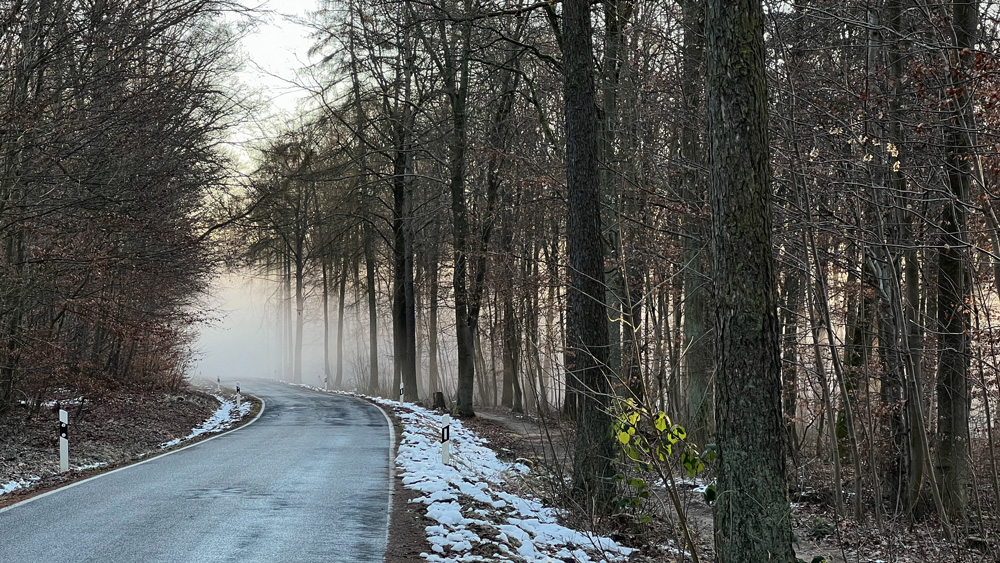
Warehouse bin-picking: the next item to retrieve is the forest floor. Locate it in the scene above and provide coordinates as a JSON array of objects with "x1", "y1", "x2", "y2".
[
  {"x1": 462, "y1": 408, "x2": 999, "y2": 563},
  {"x1": 0, "y1": 383, "x2": 257, "y2": 509}
]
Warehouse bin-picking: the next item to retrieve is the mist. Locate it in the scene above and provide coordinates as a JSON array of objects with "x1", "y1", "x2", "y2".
[{"x1": 194, "y1": 272, "x2": 323, "y2": 387}]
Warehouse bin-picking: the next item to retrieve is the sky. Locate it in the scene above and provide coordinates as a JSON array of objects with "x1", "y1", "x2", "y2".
[
  {"x1": 236, "y1": 0, "x2": 317, "y2": 120},
  {"x1": 194, "y1": 0, "x2": 322, "y2": 386}
]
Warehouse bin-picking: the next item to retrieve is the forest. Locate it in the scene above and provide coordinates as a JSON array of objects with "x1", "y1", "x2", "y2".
[{"x1": 3, "y1": 0, "x2": 1000, "y2": 560}]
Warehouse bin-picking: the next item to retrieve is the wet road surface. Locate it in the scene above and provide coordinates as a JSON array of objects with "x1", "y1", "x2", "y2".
[{"x1": 0, "y1": 381, "x2": 393, "y2": 563}]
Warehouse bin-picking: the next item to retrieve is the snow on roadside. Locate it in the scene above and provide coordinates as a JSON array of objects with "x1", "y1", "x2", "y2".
[
  {"x1": 0, "y1": 477, "x2": 41, "y2": 497},
  {"x1": 158, "y1": 394, "x2": 252, "y2": 448},
  {"x1": 290, "y1": 384, "x2": 633, "y2": 563},
  {"x1": 1, "y1": 394, "x2": 254, "y2": 500}
]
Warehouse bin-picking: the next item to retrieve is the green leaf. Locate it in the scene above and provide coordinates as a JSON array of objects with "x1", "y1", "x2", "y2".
[
  {"x1": 628, "y1": 477, "x2": 647, "y2": 489},
  {"x1": 618, "y1": 431, "x2": 631, "y2": 444},
  {"x1": 673, "y1": 425, "x2": 687, "y2": 440},
  {"x1": 703, "y1": 484, "x2": 717, "y2": 504}
]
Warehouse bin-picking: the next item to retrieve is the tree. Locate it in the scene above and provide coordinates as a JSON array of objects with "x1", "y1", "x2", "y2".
[
  {"x1": 563, "y1": 0, "x2": 614, "y2": 507},
  {"x1": 705, "y1": 0, "x2": 793, "y2": 559}
]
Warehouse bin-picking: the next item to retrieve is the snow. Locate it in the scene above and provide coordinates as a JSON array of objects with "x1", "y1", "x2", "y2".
[
  {"x1": 1, "y1": 393, "x2": 254, "y2": 499},
  {"x1": 291, "y1": 384, "x2": 634, "y2": 563},
  {"x1": 0, "y1": 477, "x2": 41, "y2": 497},
  {"x1": 159, "y1": 394, "x2": 252, "y2": 448}
]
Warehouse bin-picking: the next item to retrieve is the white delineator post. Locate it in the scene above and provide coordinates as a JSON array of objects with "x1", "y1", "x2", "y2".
[
  {"x1": 235, "y1": 382, "x2": 241, "y2": 409},
  {"x1": 441, "y1": 414, "x2": 451, "y2": 465},
  {"x1": 399, "y1": 383, "x2": 404, "y2": 402},
  {"x1": 58, "y1": 409, "x2": 69, "y2": 472}
]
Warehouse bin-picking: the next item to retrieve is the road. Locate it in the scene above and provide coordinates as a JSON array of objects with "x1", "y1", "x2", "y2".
[{"x1": 0, "y1": 381, "x2": 393, "y2": 563}]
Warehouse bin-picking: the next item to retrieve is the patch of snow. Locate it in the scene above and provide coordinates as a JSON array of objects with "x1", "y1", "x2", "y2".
[
  {"x1": 18, "y1": 396, "x2": 85, "y2": 408},
  {"x1": 159, "y1": 394, "x2": 252, "y2": 448},
  {"x1": 71, "y1": 462, "x2": 107, "y2": 471},
  {"x1": 292, "y1": 383, "x2": 633, "y2": 563},
  {"x1": 0, "y1": 476, "x2": 41, "y2": 497}
]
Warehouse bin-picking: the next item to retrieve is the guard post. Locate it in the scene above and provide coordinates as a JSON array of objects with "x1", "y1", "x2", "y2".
[
  {"x1": 59, "y1": 409, "x2": 69, "y2": 472},
  {"x1": 441, "y1": 414, "x2": 451, "y2": 465}
]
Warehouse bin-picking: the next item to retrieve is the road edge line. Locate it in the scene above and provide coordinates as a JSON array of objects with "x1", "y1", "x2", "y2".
[
  {"x1": 0, "y1": 395, "x2": 267, "y2": 515},
  {"x1": 373, "y1": 400, "x2": 397, "y2": 557}
]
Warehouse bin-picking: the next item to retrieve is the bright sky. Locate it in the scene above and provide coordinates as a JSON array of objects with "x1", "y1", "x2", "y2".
[{"x1": 233, "y1": 0, "x2": 318, "y2": 142}]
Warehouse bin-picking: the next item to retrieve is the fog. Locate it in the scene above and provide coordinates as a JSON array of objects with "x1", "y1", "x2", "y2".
[{"x1": 193, "y1": 272, "x2": 331, "y2": 388}]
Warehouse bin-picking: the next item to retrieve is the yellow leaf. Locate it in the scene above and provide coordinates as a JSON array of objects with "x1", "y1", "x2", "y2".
[
  {"x1": 654, "y1": 413, "x2": 667, "y2": 433},
  {"x1": 618, "y1": 431, "x2": 631, "y2": 444}
]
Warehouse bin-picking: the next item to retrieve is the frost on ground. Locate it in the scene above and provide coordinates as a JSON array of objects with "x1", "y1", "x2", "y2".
[{"x1": 159, "y1": 395, "x2": 252, "y2": 449}]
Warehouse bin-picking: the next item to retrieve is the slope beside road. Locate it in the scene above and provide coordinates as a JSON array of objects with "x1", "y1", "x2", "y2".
[{"x1": 0, "y1": 381, "x2": 393, "y2": 563}]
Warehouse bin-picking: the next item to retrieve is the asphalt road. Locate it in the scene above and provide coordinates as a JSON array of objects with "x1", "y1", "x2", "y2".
[{"x1": 0, "y1": 381, "x2": 393, "y2": 563}]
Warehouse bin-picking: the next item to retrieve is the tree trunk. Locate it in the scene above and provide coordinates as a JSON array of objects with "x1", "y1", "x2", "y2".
[
  {"x1": 564, "y1": 0, "x2": 614, "y2": 508},
  {"x1": 323, "y1": 259, "x2": 331, "y2": 388},
  {"x1": 365, "y1": 224, "x2": 380, "y2": 395},
  {"x1": 680, "y1": 0, "x2": 713, "y2": 446},
  {"x1": 294, "y1": 251, "x2": 304, "y2": 385},
  {"x1": 935, "y1": 0, "x2": 976, "y2": 524},
  {"x1": 446, "y1": 17, "x2": 476, "y2": 417},
  {"x1": 336, "y1": 254, "x2": 348, "y2": 388},
  {"x1": 705, "y1": 0, "x2": 793, "y2": 557},
  {"x1": 428, "y1": 254, "x2": 440, "y2": 394}
]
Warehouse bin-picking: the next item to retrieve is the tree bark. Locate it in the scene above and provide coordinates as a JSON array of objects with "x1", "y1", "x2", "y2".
[
  {"x1": 680, "y1": 0, "x2": 714, "y2": 446},
  {"x1": 336, "y1": 254, "x2": 348, "y2": 388},
  {"x1": 706, "y1": 0, "x2": 793, "y2": 558},
  {"x1": 935, "y1": 0, "x2": 976, "y2": 524},
  {"x1": 365, "y1": 223, "x2": 380, "y2": 395},
  {"x1": 564, "y1": 0, "x2": 614, "y2": 508}
]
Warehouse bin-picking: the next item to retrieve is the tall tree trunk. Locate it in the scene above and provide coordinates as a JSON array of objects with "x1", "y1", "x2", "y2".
[
  {"x1": 680, "y1": 0, "x2": 713, "y2": 446},
  {"x1": 336, "y1": 254, "x2": 348, "y2": 388},
  {"x1": 705, "y1": 0, "x2": 793, "y2": 558},
  {"x1": 294, "y1": 252, "x2": 304, "y2": 385},
  {"x1": 428, "y1": 254, "x2": 440, "y2": 394},
  {"x1": 564, "y1": 0, "x2": 614, "y2": 508},
  {"x1": 323, "y1": 259, "x2": 331, "y2": 388},
  {"x1": 445, "y1": 16, "x2": 475, "y2": 417},
  {"x1": 935, "y1": 0, "x2": 976, "y2": 524},
  {"x1": 365, "y1": 224, "x2": 380, "y2": 395},
  {"x1": 780, "y1": 264, "x2": 802, "y2": 463},
  {"x1": 284, "y1": 252, "x2": 293, "y2": 381},
  {"x1": 502, "y1": 294, "x2": 522, "y2": 412}
]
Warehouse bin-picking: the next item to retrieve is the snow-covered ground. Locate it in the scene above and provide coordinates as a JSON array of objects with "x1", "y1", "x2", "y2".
[
  {"x1": 0, "y1": 394, "x2": 254, "y2": 499},
  {"x1": 294, "y1": 384, "x2": 634, "y2": 563},
  {"x1": 158, "y1": 394, "x2": 252, "y2": 448}
]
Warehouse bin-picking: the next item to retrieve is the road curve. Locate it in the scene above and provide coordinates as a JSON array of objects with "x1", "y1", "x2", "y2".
[{"x1": 0, "y1": 381, "x2": 393, "y2": 563}]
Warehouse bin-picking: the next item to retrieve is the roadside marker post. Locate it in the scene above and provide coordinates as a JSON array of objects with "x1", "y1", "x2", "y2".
[
  {"x1": 441, "y1": 414, "x2": 451, "y2": 465},
  {"x1": 399, "y1": 383, "x2": 404, "y2": 402},
  {"x1": 58, "y1": 409, "x2": 69, "y2": 473},
  {"x1": 235, "y1": 382, "x2": 241, "y2": 409}
]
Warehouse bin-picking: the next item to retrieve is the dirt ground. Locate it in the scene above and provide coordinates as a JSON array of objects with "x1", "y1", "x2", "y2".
[
  {"x1": 0, "y1": 384, "x2": 242, "y2": 509},
  {"x1": 459, "y1": 408, "x2": 1000, "y2": 563}
]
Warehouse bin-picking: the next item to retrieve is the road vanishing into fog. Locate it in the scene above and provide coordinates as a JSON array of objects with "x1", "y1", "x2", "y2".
[{"x1": 0, "y1": 381, "x2": 393, "y2": 563}]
